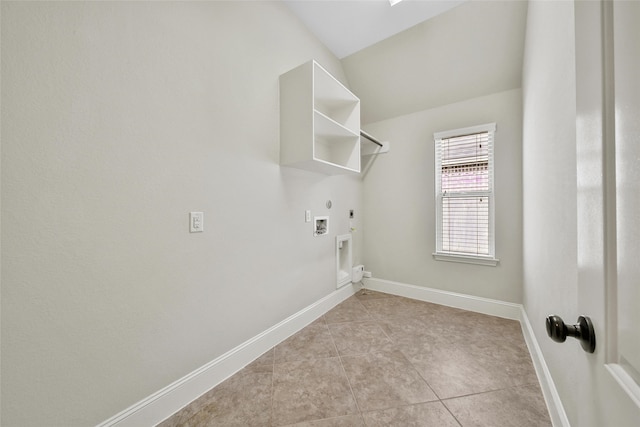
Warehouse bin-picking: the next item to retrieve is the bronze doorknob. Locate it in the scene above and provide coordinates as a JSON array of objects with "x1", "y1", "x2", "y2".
[{"x1": 545, "y1": 315, "x2": 596, "y2": 353}]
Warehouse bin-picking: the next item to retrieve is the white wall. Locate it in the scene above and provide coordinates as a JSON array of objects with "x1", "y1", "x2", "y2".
[
  {"x1": 522, "y1": 0, "x2": 578, "y2": 326},
  {"x1": 521, "y1": 1, "x2": 581, "y2": 420},
  {"x1": 361, "y1": 89, "x2": 523, "y2": 303},
  {"x1": 0, "y1": 2, "x2": 362, "y2": 425},
  {"x1": 522, "y1": 1, "x2": 640, "y2": 425}
]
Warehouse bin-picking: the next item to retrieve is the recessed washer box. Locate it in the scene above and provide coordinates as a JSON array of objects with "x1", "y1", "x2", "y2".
[
  {"x1": 314, "y1": 216, "x2": 329, "y2": 236},
  {"x1": 336, "y1": 234, "x2": 352, "y2": 288}
]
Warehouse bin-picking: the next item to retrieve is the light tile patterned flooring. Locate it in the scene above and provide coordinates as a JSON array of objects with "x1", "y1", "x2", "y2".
[{"x1": 159, "y1": 290, "x2": 551, "y2": 426}]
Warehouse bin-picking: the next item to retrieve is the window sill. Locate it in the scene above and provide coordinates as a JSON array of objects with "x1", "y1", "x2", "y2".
[{"x1": 432, "y1": 252, "x2": 499, "y2": 267}]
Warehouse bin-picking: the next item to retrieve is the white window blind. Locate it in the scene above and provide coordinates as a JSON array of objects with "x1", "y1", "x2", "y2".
[{"x1": 434, "y1": 123, "x2": 497, "y2": 265}]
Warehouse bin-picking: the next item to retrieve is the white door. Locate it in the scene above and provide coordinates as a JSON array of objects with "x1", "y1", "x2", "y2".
[
  {"x1": 609, "y1": 0, "x2": 640, "y2": 406},
  {"x1": 575, "y1": 0, "x2": 640, "y2": 425}
]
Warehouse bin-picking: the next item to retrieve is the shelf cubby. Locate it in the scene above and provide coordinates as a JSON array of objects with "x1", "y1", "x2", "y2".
[{"x1": 280, "y1": 60, "x2": 361, "y2": 174}]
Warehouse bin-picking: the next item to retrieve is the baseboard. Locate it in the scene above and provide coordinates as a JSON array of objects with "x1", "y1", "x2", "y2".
[
  {"x1": 519, "y1": 307, "x2": 571, "y2": 427},
  {"x1": 97, "y1": 283, "x2": 358, "y2": 427},
  {"x1": 363, "y1": 277, "x2": 569, "y2": 426},
  {"x1": 362, "y1": 277, "x2": 521, "y2": 320},
  {"x1": 99, "y1": 279, "x2": 569, "y2": 427}
]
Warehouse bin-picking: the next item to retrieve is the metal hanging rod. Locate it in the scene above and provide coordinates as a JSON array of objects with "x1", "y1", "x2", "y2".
[{"x1": 360, "y1": 130, "x2": 384, "y2": 147}]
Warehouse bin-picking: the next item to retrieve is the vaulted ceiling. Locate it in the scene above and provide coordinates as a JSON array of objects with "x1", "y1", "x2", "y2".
[
  {"x1": 285, "y1": 0, "x2": 528, "y2": 124},
  {"x1": 283, "y1": 0, "x2": 467, "y2": 59}
]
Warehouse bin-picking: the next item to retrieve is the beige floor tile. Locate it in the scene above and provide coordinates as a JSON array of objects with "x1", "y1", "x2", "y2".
[
  {"x1": 341, "y1": 350, "x2": 438, "y2": 412},
  {"x1": 390, "y1": 306, "x2": 537, "y2": 399},
  {"x1": 324, "y1": 297, "x2": 372, "y2": 324},
  {"x1": 272, "y1": 357, "x2": 359, "y2": 426},
  {"x1": 359, "y1": 296, "x2": 445, "y2": 320},
  {"x1": 403, "y1": 338, "x2": 537, "y2": 399},
  {"x1": 353, "y1": 289, "x2": 394, "y2": 301},
  {"x1": 286, "y1": 414, "x2": 365, "y2": 426},
  {"x1": 362, "y1": 401, "x2": 460, "y2": 426},
  {"x1": 250, "y1": 347, "x2": 275, "y2": 368},
  {"x1": 404, "y1": 344, "x2": 498, "y2": 399},
  {"x1": 376, "y1": 315, "x2": 445, "y2": 347},
  {"x1": 437, "y1": 310, "x2": 524, "y2": 347},
  {"x1": 443, "y1": 384, "x2": 552, "y2": 427},
  {"x1": 328, "y1": 321, "x2": 395, "y2": 356},
  {"x1": 160, "y1": 368, "x2": 273, "y2": 427},
  {"x1": 159, "y1": 293, "x2": 550, "y2": 426},
  {"x1": 275, "y1": 320, "x2": 338, "y2": 363}
]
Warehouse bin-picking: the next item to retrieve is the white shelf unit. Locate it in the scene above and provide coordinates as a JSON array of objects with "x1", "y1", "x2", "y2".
[{"x1": 280, "y1": 60, "x2": 361, "y2": 174}]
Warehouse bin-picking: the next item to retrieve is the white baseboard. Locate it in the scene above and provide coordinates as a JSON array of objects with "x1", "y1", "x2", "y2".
[
  {"x1": 363, "y1": 277, "x2": 568, "y2": 426},
  {"x1": 518, "y1": 307, "x2": 570, "y2": 427},
  {"x1": 97, "y1": 283, "x2": 358, "y2": 427},
  {"x1": 362, "y1": 277, "x2": 521, "y2": 320},
  {"x1": 99, "y1": 278, "x2": 568, "y2": 427}
]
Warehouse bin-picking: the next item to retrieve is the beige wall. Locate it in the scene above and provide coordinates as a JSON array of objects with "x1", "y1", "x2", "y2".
[
  {"x1": 342, "y1": 0, "x2": 527, "y2": 124},
  {"x1": 0, "y1": 2, "x2": 362, "y2": 425},
  {"x1": 361, "y1": 89, "x2": 523, "y2": 303}
]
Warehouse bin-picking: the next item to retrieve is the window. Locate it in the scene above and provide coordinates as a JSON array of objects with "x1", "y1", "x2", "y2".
[{"x1": 433, "y1": 123, "x2": 498, "y2": 266}]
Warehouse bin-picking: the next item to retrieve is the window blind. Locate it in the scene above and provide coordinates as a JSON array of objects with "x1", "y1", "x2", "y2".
[{"x1": 435, "y1": 124, "x2": 495, "y2": 258}]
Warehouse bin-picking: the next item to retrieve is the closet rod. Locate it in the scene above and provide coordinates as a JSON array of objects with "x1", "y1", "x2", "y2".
[{"x1": 360, "y1": 130, "x2": 384, "y2": 147}]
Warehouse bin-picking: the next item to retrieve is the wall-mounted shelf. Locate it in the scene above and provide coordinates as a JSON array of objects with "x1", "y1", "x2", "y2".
[{"x1": 280, "y1": 60, "x2": 361, "y2": 174}]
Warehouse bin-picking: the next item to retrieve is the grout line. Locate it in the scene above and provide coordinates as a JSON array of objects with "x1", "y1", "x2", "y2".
[
  {"x1": 379, "y1": 313, "x2": 463, "y2": 426},
  {"x1": 359, "y1": 412, "x2": 367, "y2": 425},
  {"x1": 270, "y1": 347, "x2": 276, "y2": 427},
  {"x1": 278, "y1": 414, "x2": 361, "y2": 426},
  {"x1": 409, "y1": 361, "x2": 442, "y2": 401},
  {"x1": 439, "y1": 382, "x2": 542, "y2": 402},
  {"x1": 358, "y1": 401, "x2": 464, "y2": 426},
  {"x1": 441, "y1": 399, "x2": 465, "y2": 427},
  {"x1": 375, "y1": 317, "x2": 393, "y2": 343},
  {"x1": 363, "y1": 302, "x2": 451, "y2": 420},
  {"x1": 327, "y1": 317, "x2": 364, "y2": 417},
  {"x1": 394, "y1": 347, "x2": 441, "y2": 402},
  {"x1": 366, "y1": 300, "x2": 464, "y2": 427},
  {"x1": 338, "y1": 353, "x2": 364, "y2": 417}
]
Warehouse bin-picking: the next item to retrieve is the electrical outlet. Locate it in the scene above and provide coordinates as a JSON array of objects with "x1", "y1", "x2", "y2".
[{"x1": 190, "y1": 212, "x2": 204, "y2": 233}]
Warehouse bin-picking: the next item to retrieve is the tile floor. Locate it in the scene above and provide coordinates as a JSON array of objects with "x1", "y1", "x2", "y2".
[{"x1": 158, "y1": 290, "x2": 551, "y2": 426}]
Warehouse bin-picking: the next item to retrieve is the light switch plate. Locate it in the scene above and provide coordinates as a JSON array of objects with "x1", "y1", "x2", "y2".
[{"x1": 190, "y1": 212, "x2": 204, "y2": 232}]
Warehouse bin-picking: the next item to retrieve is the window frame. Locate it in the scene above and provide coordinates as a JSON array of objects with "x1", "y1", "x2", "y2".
[{"x1": 432, "y1": 123, "x2": 499, "y2": 266}]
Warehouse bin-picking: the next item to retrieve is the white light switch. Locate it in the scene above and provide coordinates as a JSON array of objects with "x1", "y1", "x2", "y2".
[
  {"x1": 305, "y1": 210, "x2": 311, "y2": 223},
  {"x1": 190, "y1": 212, "x2": 204, "y2": 233}
]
